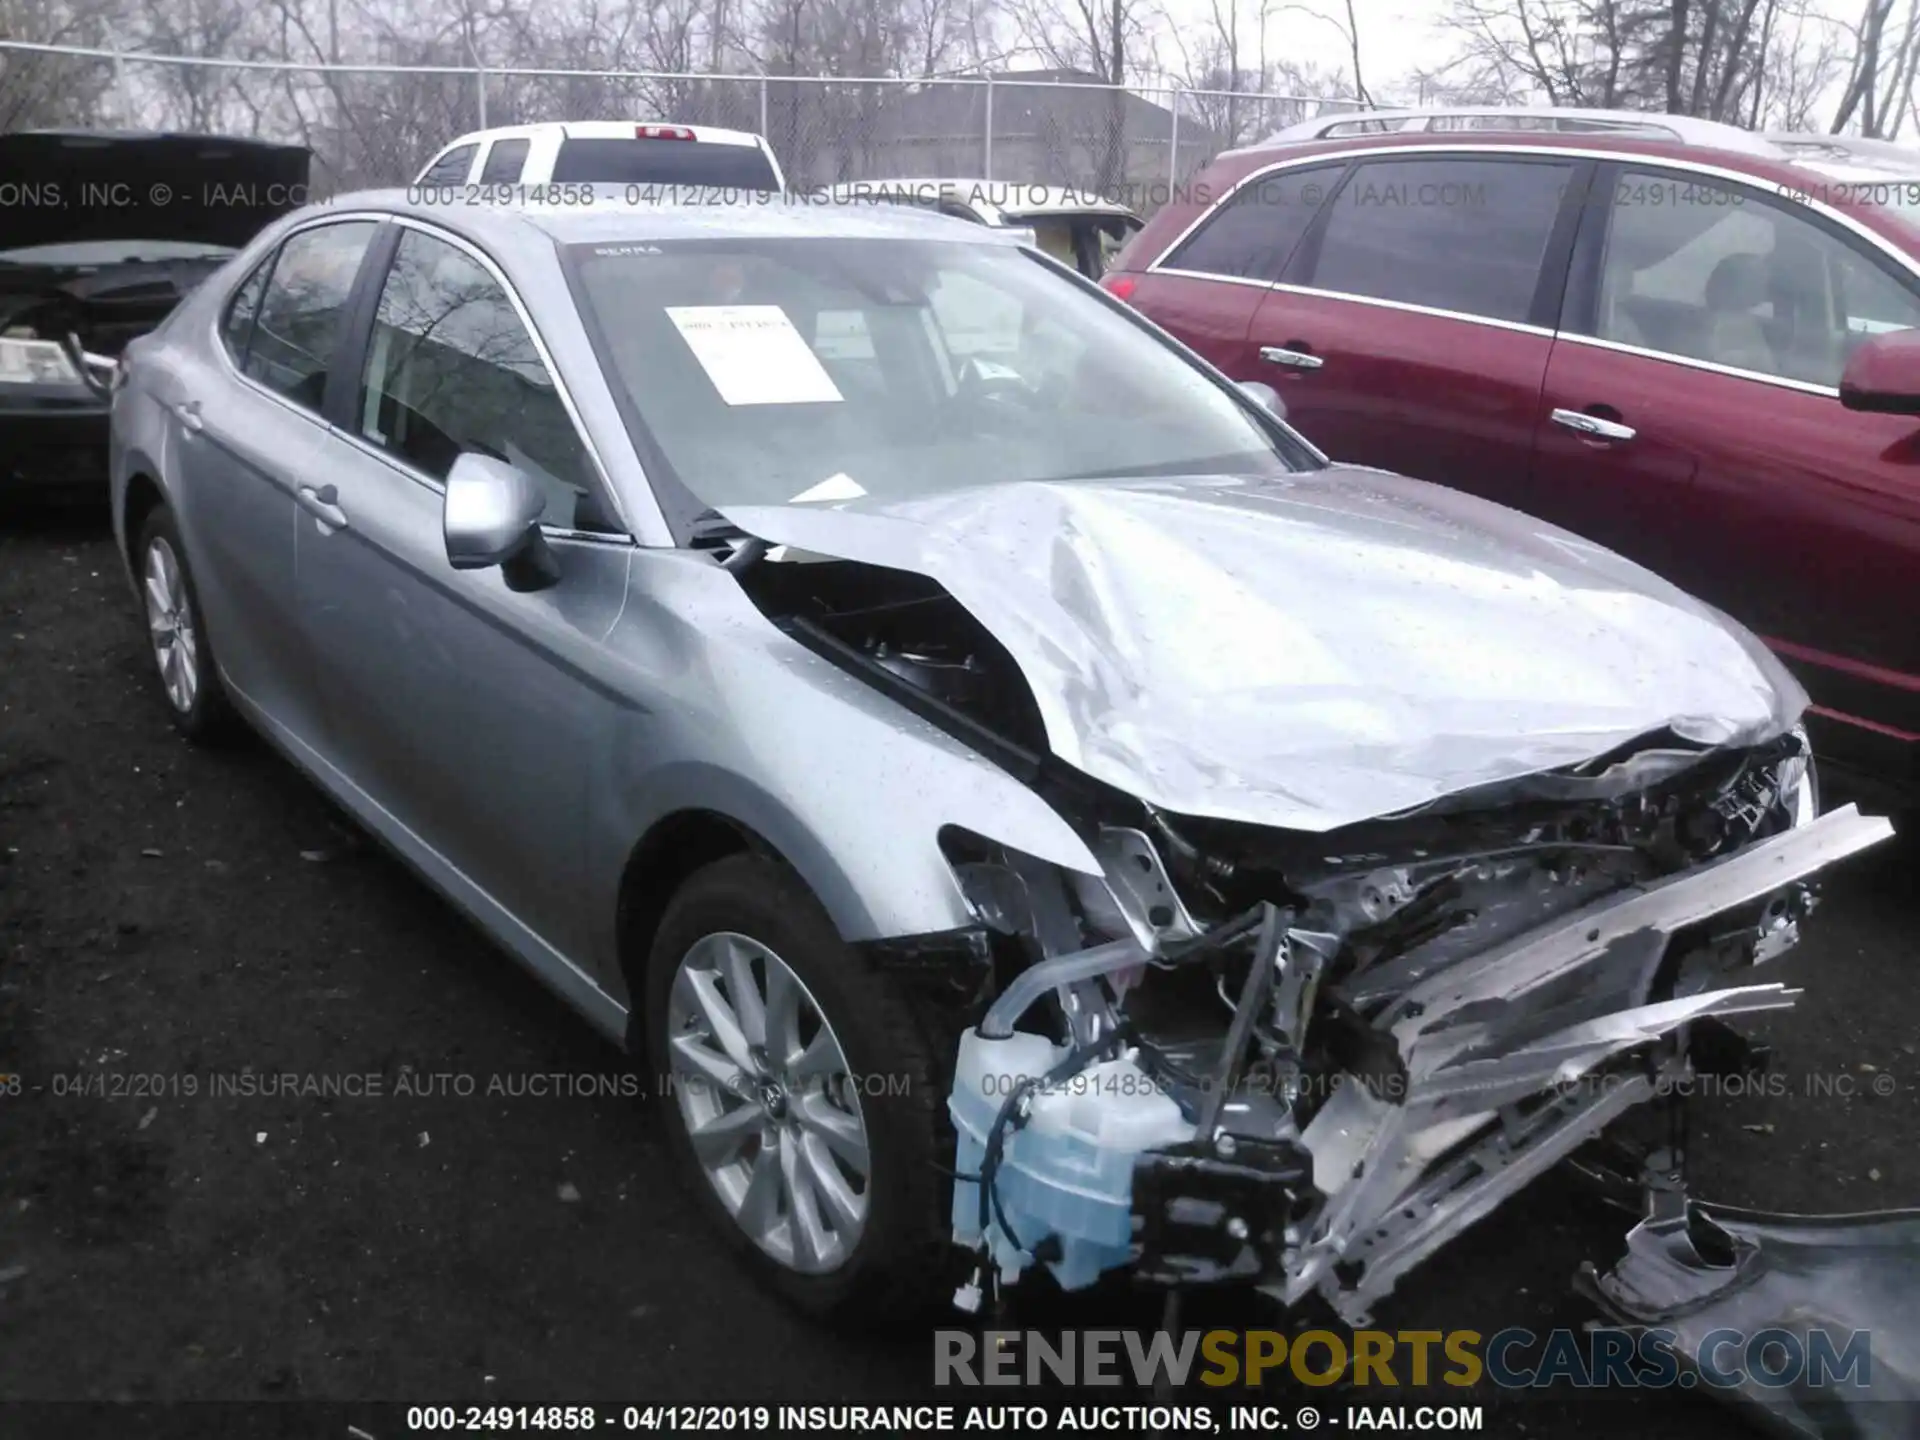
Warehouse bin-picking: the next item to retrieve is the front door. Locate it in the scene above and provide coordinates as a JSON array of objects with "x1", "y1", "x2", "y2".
[
  {"x1": 1535, "y1": 162, "x2": 1920, "y2": 780},
  {"x1": 294, "y1": 223, "x2": 634, "y2": 964}
]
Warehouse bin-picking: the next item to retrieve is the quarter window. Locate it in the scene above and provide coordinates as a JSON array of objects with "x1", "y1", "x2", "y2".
[
  {"x1": 221, "y1": 256, "x2": 273, "y2": 365},
  {"x1": 1305, "y1": 157, "x2": 1575, "y2": 324},
  {"x1": 478, "y1": 139, "x2": 529, "y2": 184},
  {"x1": 243, "y1": 220, "x2": 379, "y2": 412},
  {"x1": 1589, "y1": 168, "x2": 1920, "y2": 386},
  {"x1": 419, "y1": 144, "x2": 477, "y2": 186},
  {"x1": 1162, "y1": 164, "x2": 1339, "y2": 281},
  {"x1": 357, "y1": 229, "x2": 615, "y2": 533}
]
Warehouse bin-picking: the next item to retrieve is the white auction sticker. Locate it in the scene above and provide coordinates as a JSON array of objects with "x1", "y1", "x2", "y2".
[{"x1": 665, "y1": 304, "x2": 844, "y2": 406}]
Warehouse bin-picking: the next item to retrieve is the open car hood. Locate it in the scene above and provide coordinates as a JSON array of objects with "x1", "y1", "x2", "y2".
[
  {"x1": 721, "y1": 470, "x2": 1806, "y2": 831},
  {"x1": 0, "y1": 131, "x2": 311, "y2": 253}
]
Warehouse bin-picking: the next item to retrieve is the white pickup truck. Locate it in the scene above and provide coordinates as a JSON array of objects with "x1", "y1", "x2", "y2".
[{"x1": 414, "y1": 121, "x2": 785, "y2": 192}]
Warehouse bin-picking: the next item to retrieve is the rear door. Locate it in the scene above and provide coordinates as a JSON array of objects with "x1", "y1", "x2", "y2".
[
  {"x1": 179, "y1": 218, "x2": 381, "y2": 746},
  {"x1": 1128, "y1": 161, "x2": 1347, "y2": 377},
  {"x1": 1537, "y1": 163, "x2": 1920, "y2": 782},
  {"x1": 1243, "y1": 152, "x2": 1588, "y2": 510}
]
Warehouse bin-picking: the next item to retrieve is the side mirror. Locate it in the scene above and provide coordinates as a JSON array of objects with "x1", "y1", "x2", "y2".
[
  {"x1": 1238, "y1": 379, "x2": 1287, "y2": 422},
  {"x1": 1840, "y1": 328, "x2": 1920, "y2": 415},
  {"x1": 443, "y1": 451, "x2": 560, "y2": 592}
]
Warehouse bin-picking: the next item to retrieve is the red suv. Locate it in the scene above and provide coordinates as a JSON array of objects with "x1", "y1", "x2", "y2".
[{"x1": 1107, "y1": 107, "x2": 1920, "y2": 805}]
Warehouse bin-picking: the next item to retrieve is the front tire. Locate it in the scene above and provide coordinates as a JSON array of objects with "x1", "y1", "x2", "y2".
[
  {"x1": 136, "y1": 506, "x2": 235, "y2": 743},
  {"x1": 644, "y1": 853, "x2": 951, "y2": 1325}
]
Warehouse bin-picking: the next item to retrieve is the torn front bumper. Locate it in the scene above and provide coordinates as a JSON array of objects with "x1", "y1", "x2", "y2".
[
  {"x1": 945, "y1": 805, "x2": 1895, "y2": 1326},
  {"x1": 1583, "y1": 1200, "x2": 1920, "y2": 1439},
  {"x1": 1276, "y1": 803, "x2": 1894, "y2": 1325}
]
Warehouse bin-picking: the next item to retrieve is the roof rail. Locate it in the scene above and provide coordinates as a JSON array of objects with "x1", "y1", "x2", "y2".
[{"x1": 1256, "y1": 105, "x2": 1782, "y2": 158}]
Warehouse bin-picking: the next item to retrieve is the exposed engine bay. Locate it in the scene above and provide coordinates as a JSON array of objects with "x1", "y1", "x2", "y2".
[
  {"x1": 0, "y1": 256, "x2": 230, "y2": 365},
  {"x1": 711, "y1": 480, "x2": 1903, "y2": 1433}
]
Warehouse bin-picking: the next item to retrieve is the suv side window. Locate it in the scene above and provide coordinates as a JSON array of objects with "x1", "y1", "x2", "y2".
[
  {"x1": 420, "y1": 144, "x2": 477, "y2": 186},
  {"x1": 1587, "y1": 167, "x2": 1920, "y2": 387},
  {"x1": 243, "y1": 220, "x2": 379, "y2": 412},
  {"x1": 221, "y1": 255, "x2": 273, "y2": 365},
  {"x1": 357, "y1": 229, "x2": 617, "y2": 534},
  {"x1": 1304, "y1": 156, "x2": 1576, "y2": 324},
  {"x1": 478, "y1": 138, "x2": 529, "y2": 184},
  {"x1": 1161, "y1": 164, "x2": 1339, "y2": 282}
]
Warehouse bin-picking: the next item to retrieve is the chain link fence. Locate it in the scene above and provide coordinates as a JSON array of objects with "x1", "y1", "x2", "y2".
[{"x1": 1, "y1": 41, "x2": 1366, "y2": 211}]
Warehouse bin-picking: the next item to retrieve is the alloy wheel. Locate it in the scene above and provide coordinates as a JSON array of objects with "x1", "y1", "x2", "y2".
[
  {"x1": 666, "y1": 931, "x2": 871, "y2": 1274},
  {"x1": 144, "y1": 537, "x2": 199, "y2": 714}
]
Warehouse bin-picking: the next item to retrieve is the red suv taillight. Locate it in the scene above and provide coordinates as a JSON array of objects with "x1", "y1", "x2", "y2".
[
  {"x1": 1102, "y1": 274, "x2": 1138, "y2": 302},
  {"x1": 637, "y1": 124, "x2": 696, "y2": 140}
]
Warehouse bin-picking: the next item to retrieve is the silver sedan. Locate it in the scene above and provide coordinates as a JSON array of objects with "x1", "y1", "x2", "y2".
[{"x1": 109, "y1": 189, "x2": 1891, "y2": 1346}]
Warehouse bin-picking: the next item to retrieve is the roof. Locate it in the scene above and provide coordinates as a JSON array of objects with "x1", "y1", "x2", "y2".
[
  {"x1": 323, "y1": 186, "x2": 1025, "y2": 247},
  {"x1": 821, "y1": 179, "x2": 1140, "y2": 221},
  {"x1": 1764, "y1": 132, "x2": 1920, "y2": 173}
]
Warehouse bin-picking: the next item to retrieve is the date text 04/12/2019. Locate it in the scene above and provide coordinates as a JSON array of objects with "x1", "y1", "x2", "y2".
[{"x1": 401, "y1": 1404, "x2": 1488, "y2": 1433}]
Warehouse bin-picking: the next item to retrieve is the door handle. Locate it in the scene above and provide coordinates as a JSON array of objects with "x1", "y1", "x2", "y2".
[
  {"x1": 297, "y1": 483, "x2": 349, "y2": 530},
  {"x1": 1260, "y1": 345, "x2": 1324, "y2": 370},
  {"x1": 1551, "y1": 408, "x2": 1636, "y2": 442},
  {"x1": 174, "y1": 400, "x2": 204, "y2": 434}
]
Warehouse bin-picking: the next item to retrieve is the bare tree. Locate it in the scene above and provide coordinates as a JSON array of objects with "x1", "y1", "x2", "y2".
[{"x1": 0, "y1": 0, "x2": 126, "y2": 130}]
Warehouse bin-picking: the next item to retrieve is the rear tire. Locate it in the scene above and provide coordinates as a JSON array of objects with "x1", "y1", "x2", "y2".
[
  {"x1": 135, "y1": 505, "x2": 236, "y2": 744},
  {"x1": 644, "y1": 853, "x2": 952, "y2": 1327}
]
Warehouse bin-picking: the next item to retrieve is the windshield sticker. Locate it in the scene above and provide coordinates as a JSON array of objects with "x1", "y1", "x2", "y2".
[
  {"x1": 665, "y1": 304, "x2": 844, "y2": 406},
  {"x1": 787, "y1": 473, "x2": 866, "y2": 504}
]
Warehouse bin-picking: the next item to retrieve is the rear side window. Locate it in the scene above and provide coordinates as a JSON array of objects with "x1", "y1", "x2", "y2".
[
  {"x1": 478, "y1": 139, "x2": 529, "y2": 184},
  {"x1": 1304, "y1": 157, "x2": 1576, "y2": 324},
  {"x1": 1161, "y1": 165, "x2": 1340, "y2": 282},
  {"x1": 419, "y1": 144, "x2": 477, "y2": 186},
  {"x1": 243, "y1": 220, "x2": 379, "y2": 412},
  {"x1": 550, "y1": 138, "x2": 780, "y2": 191},
  {"x1": 221, "y1": 256, "x2": 273, "y2": 365}
]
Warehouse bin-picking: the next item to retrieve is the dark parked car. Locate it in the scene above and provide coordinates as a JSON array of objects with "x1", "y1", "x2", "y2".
[
  {"x1": 1105, "y1": 106, "x2": 1920, "y2": 806},
  {"x1": 0, "y1": 130, "x2": 309, "y2": 499}
]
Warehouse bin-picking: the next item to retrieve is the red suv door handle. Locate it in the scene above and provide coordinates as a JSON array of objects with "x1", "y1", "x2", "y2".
[
  {"x1": 1261, "y1": 344, "x2": 1323, "y2": 371},
  {"x1": 1551, "y1": 407, "x2": 1636, "y2": 442}
]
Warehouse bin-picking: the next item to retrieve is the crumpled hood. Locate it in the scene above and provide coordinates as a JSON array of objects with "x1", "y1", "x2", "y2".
[{"x1": 722, "y1": 469, "x2": 1806, "y2": 832}]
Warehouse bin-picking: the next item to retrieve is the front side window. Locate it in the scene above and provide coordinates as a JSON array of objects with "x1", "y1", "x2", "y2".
[
  {"x1": 1305, "y1": 157, "x2": 1576, "y2": 324},
  {"x1": 244, "y1": 220, "x2": 379, "y2": 411},
  {"x1": 1161, "y1": 164, "x2": 1339, "y2": 282},
  {"x1": 358, "y1": 229, "x2": 614, "y2": 532},
  {"x1": 567, "y1": 236, "x2": 1312, "y2": 521},
  {"x1": 1587, "y1": 167, "x2": 1920, "y2": 386}
]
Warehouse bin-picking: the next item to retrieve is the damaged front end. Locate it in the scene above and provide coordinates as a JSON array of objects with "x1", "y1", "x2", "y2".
[
  {"x1": 929, "y1": 732, "x2": 1888, "y2": 1325},
  {"x1": 708, "y1": 479, "x2": 1899, "y2": 1425}
]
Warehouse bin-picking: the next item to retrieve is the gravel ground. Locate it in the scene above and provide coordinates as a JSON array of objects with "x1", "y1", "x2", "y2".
[{"x1": 3, "y1": 500, "x2": 1916, "y2": 1438}]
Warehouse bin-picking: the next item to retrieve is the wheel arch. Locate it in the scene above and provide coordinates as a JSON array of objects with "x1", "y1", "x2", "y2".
[
  {"x1": 613, "y1": 808, "x2": 772, "y2": 1045},
  {"x1": 121, "y1": 469, "x2": 169, "y2": 572}
]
